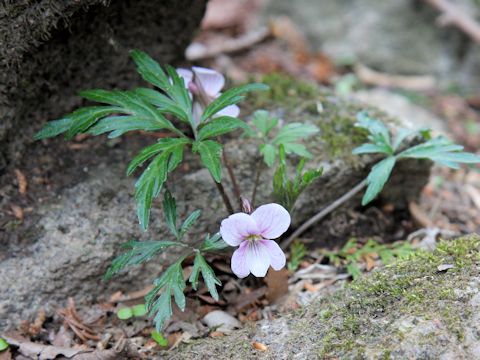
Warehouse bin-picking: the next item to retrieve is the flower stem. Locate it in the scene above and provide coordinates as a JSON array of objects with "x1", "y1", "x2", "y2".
[
  {"x1": 251, "y1": 159, "x2": 263, "y2": 208},
  {"x1": 212, "y1": 177, "x2": 234, "y2": 214},
  {"x1": 280, "y1": 179, "x2": 367, "y2": 250},
  {"x1": 222, "y1": 150, "x2": 242, "y2": 210}
]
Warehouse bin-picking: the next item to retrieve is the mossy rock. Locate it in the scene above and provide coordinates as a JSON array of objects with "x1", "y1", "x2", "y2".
[
  {"x1": 169, "y1": 234, "x2": 480, "y2": 359},
  {"x1": 0, "y1": 74, "x2": 431, "y2": 329}
]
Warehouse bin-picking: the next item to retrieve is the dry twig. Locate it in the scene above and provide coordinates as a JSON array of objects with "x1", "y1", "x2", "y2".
[
  {"x1": 424, "y1": 0, "x2": 480, "y2": 43},
  {"x1": 186, "y1": 26, "x2": 270, "y2": 61},
  {"x1": 355, "y1": 64, "x2": 436, "y2": 91},
  {"x1": 57, "y1": 298, "x2": 100, "y2": 343}
]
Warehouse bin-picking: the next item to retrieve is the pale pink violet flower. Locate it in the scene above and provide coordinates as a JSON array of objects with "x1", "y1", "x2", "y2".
[
  {"x1": 220, "y1": 203, "x2": 290, "y2": 278},
  {"x1": 176, "y1": 67, "x2": 240, "y2": 124}
]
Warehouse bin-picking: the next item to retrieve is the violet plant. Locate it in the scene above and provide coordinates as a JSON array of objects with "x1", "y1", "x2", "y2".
[
  {"x1": 35, "y1": 50, "x2": 318, "y2": 331},
  {"x1": 35, "y1": 50, "x2": 480, "y2": 332}
]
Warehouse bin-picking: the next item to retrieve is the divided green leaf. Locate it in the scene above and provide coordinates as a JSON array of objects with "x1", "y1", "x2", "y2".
[
  {"x1": 146, "y1": 260, "x2": 186, "y2": 331},
  {"x1": 189, "y1": 253, "x2": 222, "y2": 300},
  {"x1": 201, "y1": 233, "x2": 229, "y2": 252},
  {"x1": 163, "y1": 190, "x2": 178, "y2": 238},
  {"x1": 197, "y1": 116, "x2": 247, "y2": 140},
  {"x1": 201, "y1": 83, "x2": 268, "y2": 122},
  {"x1": 273, "y1": 146, "x2": 323, "y2": 211},
  {"x1": 362, "y1": 156, "x2": 396, "y2": 205},
  {"x1": 104, "y1": 240, "x2": 183, "y2": 280},
  {"x1": 193, "y1": 140, "x2": 223, "y2": 182}
]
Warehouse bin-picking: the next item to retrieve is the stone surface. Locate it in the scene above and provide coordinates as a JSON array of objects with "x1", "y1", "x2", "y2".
[
  {"x1": 167, "y1": 234, "x2": 480, "y2": 359},
  {"x1": 352, "y1": 89, "x2": 449, "y2": 134},
  {"x1": 0, "y1": 76, "x2": 432, "y2": 329},
  {"x1": 262, "y1": 0, "x2": 480, "y2": 93},
  {"x1": 0, "y1": 0, "x2": 207, "y2": 170}
]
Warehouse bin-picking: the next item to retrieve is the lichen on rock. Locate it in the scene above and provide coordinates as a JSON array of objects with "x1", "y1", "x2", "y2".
[{"x1": 168, "y1": 234, "x2": 480, "y2": 359}]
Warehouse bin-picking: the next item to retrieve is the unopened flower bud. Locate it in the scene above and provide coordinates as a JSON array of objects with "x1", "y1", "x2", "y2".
[
  {"x1": 241, "y1": 196, "x2": 253, "y2": 214},
  {"x1": 187, "y1": 81, "x2": 199, "y2": 95}
]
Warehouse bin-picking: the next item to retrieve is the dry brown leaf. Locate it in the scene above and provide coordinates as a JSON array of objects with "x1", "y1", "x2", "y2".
[
  {"x1": 363, "y1": 253, "x2": 377, "y2": 272},
  {"x1": 10, "y1": 204, "x2": 23, "y2": 221},
  {"x1": 0, "y1": 349, "x2": 12, "y2": 360},
  {"x1": 3, "y1": 332, "x2": 89, "y2": 359},
  {"x1": 252, "y1": 342, "x2": 268, "y2": 351},
  {"x1": 234, "y1": 287, "x2": 267, "y2": 311},
  {"x1": 209, "y1": 331, "x2": 225, "y2": 338},
  {"x1": 14, "y1": 169, "x2": 27, "y2": 195},
  {"x1": 67, "y1": 143, "x2": 90, "y2": 150},
  {"x1": 303, "y1": 281, "x2": 317, "y2": 293},
  {"x1": 57, "y1": 298, "x2": 100, "y2": 343},
  {"x1": 265, "y1": 268, "x2": 289, "y2": 303}
]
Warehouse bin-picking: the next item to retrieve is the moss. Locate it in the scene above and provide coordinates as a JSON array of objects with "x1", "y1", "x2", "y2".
[
  {"x1": 170, "y1": 235, "x2": 480, "y2": 359},
  {"x1": 309, "y1": 235, "x2": 480, "y2": 356},
  {"x1": 247, "y1": 73, "x2": 319, "y2": 110},
  {"x1": 245, "y1": 73, "x2": 388, "y2": 164}
]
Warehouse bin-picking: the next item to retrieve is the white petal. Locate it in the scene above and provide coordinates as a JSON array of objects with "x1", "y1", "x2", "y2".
[
  {"x1": 246, "y1": 241, "x2": 270, "y2": 277},
  {"x1": 192, "y1": 66, "x2": 225, "y2": 97},
  {"x1": 231, "y1": 241, "x2": 250, "y2": 278},
  {"x1": 176, "y1": 68, "x2": 193, "y2": 86},
  {"x1": 251, "y1": 203, "x2": 291, "y2": 239},
  {"x1": 220, "y1": 213, "x2": 258, "y2": 246},
  {"x1": 260, "y1": 240, "x2": 286, "y2": 270}
]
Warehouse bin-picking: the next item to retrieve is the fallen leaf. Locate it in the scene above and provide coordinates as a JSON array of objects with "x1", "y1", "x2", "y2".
[
  {"x1": 303, "y1": 281, "x2": 317, "y2": 293},
  {"x1": 234, "y1": 287, "x2": 267, "y2": 311},
  {"x1": 209, "y1": 331, "x2": 224, "y2": 338},
  {"x1": 14, "y1": 169, "x2": 27, "y2": 195},
  {"x1": 3, "y1": 332, "x2": 88, "y2": 359},
  {"x1": 0, "y1": 349, "x2": 12, "y2": 360},
  {"x1": 10, "y1": 204, "x2": 23, "y2": 221},
  {"x1": 265, "y1": 268, "x2": 289, "y2": 303},
  {"x1": 169, "y1": 331, "x2": 192, "y2": 350},
  {"x1": 252, "y1": 342, "x2": 268, "y2": 351}
]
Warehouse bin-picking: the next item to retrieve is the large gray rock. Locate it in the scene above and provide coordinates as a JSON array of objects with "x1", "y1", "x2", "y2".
[
  {"x1": 263, "y1": 0, "x2": 480, "y2": 93},
  {"x1": 0, "y1": 78, "x2": 431, "y2": 329},
  {"x1": 0, "y1": 0, "x2": 207, "y2": 170},
  {"x1": 168, "y1": 234, "x2": 480, "y2": 359}
]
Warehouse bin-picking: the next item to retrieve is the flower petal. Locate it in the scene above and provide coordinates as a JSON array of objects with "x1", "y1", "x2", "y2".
[
  {"x1": 260, "y1": 240, "x2": 286, "y2": 271},
  {"x1": 192, "y1": 66, "x2": 225, "y2": 97},
  {"x1": 176, "y1": 68, "x2": 193, "y2": 86},
  {"x1": 220, "y1": 213, "x2": 258, "y2": 246},
  {"x1": 231, "y1": 241, "x2": 249, "y2": 278},
  {"x1": 246, "y1": 241, "x2": 270, "y2": 277},
  {"x1": 251, "y1": 203, "x2": 291, "y2": 239},
  {"x1": 215, "y1": 104, "x2": 240, "y2": 118}
]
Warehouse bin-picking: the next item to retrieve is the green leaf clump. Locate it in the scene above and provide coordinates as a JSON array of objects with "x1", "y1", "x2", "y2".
[
  {"x1": 287, "y1": 240, "x2": 306, "y2": 272},
  {"x1": 273, "y1": 145, "x2": 323, "y2": 212},
  {"x1": 35, "y1": 50, "x2": 267, "y2": 231},
  {"x1": 353, "y1": 111, "x2": 480, "y2": 205},
  {"x1": 246, "y1": 110, "x2": 319, "y2": 167},
  {"x1": 106, "y1": 191, "x2": 227, "y2": 331}
]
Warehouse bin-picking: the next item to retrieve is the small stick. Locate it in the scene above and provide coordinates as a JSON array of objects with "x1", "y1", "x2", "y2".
[
  {"x1": 280, "y1": 179, "x2": 367, "y2": 250},
  {"x1": 186, "y1": 26, "x2": 271, "y2": 61}
]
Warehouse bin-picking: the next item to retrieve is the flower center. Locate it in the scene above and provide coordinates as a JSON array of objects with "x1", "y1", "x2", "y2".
[{"x1": 245, "y1": 234, "x2": 262, "y2": 242}]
